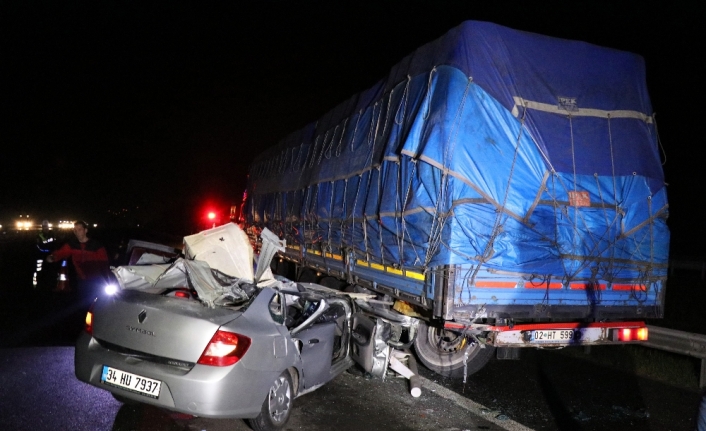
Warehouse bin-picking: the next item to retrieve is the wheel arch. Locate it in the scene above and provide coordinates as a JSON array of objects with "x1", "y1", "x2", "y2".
[{"x1": 287, "y1": 366, "x2": 300, "y2": 396}]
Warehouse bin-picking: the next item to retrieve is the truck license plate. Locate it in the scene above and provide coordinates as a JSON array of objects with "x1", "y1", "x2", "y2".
[
  {"x1": 530, "y1": 329, "x2": 580, "y2": 343},
  {"x1": 101, "y1": 365, "x2": 161, "y2": 398}
]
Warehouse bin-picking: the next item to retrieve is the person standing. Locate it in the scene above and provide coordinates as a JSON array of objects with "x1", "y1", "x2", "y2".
[{"x1": 47, "y1": 220, "x2": 110, "y2": 306}]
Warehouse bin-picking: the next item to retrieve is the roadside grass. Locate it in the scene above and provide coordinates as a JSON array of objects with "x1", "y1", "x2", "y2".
[
  {"x1": 555, "y1": 267, "x2": 706, "y2": 391},
  {"x1": 557, "y1": 344, "x2": 702, "y2": 389},
  {"x1": 556, "y1": 270, "x2": 706, "y2": 390}
]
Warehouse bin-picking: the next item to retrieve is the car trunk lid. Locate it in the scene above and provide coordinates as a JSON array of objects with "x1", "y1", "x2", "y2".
[{"x1": 91, "y1": 290, "x2": 243, "y2": 363}]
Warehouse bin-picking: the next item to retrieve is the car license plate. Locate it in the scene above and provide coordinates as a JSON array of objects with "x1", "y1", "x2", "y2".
[
  {"x1": 529, "y1": 329, "x2": 580, "y2": 343},
  {"x1": 101, "y1": 365, "x2": 161, "y2": 398}
]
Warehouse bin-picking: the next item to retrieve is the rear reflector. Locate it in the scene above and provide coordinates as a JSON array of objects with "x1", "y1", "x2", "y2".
[
  {"x1": 569, "y1": 283, "x2": 607, "y2": 290},
  {"x1": 197, "y1": 330, "x2": 252, "y2": 366},
  {"x1": 612, "y1": 284, "x2": 647, "y2": 291},
  {"x1": 475, "y1": 281, "x2": 517, "y2": 288}
]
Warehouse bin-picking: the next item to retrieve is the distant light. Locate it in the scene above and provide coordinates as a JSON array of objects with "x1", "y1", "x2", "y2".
[
  {"x1": 15, "y1": 220, "x2": 33, "y2": 230},
  {"x1": 93, "y1": 224, "x2": 98, "y2": 228},
  {"x1": 208, "y1": 212, "x2": 216, "y2": 220}
]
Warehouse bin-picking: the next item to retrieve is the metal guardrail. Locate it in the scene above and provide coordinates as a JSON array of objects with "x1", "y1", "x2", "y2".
[{"x1": 644, "y1": 325, "x2": 706, "y2": 388}]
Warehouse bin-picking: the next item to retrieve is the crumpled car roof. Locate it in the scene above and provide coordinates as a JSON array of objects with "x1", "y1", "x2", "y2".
[{"x1": 112, "y1": 223, "x2": 283, "y2": 308}]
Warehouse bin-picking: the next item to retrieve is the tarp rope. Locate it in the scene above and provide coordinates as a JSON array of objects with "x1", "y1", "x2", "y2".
[{"x1": 468, "y1": 96, "x2": 526, "y2": 287}]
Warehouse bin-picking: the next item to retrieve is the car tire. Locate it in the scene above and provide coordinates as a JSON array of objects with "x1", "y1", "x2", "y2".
[
  {"x1": 413, "y1": 321, "x2": 495, "y2": 378},
  {"x1": 247, "y1": 371, "x2": 294, "y2": 431}
]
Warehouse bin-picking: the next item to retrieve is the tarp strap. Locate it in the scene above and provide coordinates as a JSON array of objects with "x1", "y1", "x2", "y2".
[
  {"x1": 362, "y1": 167, "x2": 376, "y2": 259},
  {"x1": 292, "y1": 142, "x2": 303, "y2": 172},
  {"x1": 395, "y1": 76, "x2": 411, "y2": 126},
  {"x1": 377, "y1": 164, "x2": 385, "y2": 266},
  {"x1": 653, "y1": 113, "x2": 667, "y2": 166},
  {"x1": 511, "y1": 96, "x2": 653, "y2": 123},
  {"x1": 593, "y1": 174, "x2": 622, "y2": 278},
  {"x1": 381, "y1": 89, "x2": 394, "y2": 139},
  {"x1": 606, "y1": 115, "x2": 620, "y2": 280},
  {"x1": 309, "y1": 134, "x2": 321, "y2": 168},
  {"x1": 569, "y1": 115, "x2": 579, "y2": 259},
  {"x1": 469, "y1": 97, "x2": 526, "y2": 286},
  {"x1": 351, "y1": 173, "x2": 364, "y2": 245},
  {"x1": 426, "y1": 76, "x2": 474, "y2": 269},
  {"x1": 648, "y1": 196, "x2": 654, "y2": 265},
  {"x1": 313, "y1": 183, "x2": 321, "y2": 243},
  {"x1": 402, "y1": 160, "x2": 423, "y2": 266},
  {"x1": 350, "y1": 110, "x2": 362, "y2": 152},
  {"x1": 335, "y1": 117, "x2": 348, "y2": 157},
  {"x1": 607, "y1": 115, "x2": 619, "y2": 213},
  {"x1": 423, "y1": 68, "x2": 437, "y2": 121},
  {"x1": 317, "y1": 130, "x2": 330, "y2": 165},
  {"x1": 363, "y1": 211, "x2": 369, "y2": 259},
  {"x1": 523, "y1": 170, "x2": 550, "y2": 224},
  {"x1": 328, "y1": 181, "x2": 335, "y2": 252},
  {"x1": 394, "y1": 160, "x2": 403, "y2": 261},
  {"x1": 342, "y1": 179, "x2": 348, "y2": 251}
]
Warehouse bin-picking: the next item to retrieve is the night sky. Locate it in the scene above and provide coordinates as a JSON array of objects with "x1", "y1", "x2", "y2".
[{"x1": 1, "y1": 1, "x2": 704, "y2": 254}]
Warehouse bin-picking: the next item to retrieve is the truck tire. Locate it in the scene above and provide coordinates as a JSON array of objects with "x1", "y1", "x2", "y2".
[{"x1": 413, "y1": 321, "x2": 494, "y2": 378}]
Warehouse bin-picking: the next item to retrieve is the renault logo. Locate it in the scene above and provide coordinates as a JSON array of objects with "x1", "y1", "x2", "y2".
[{"x1": 138, "y1": 310, "x2": 147, "y2": 324}]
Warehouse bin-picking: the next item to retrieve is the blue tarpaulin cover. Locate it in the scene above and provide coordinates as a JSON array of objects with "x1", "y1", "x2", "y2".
[{"x1": 246, "y1": 21, "x2": 668, "y2": 306}]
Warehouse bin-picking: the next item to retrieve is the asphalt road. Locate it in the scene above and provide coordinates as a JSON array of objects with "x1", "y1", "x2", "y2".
[{"x1": 0, "y1": 347, "x2": 519, "y2": 431}]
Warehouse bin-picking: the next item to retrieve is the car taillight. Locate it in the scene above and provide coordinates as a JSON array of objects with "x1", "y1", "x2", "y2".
[
  {"x1": 197, "y1": 330, "x2": 251, "y2": 366},
  {"x1": 85, "y1": 303, "x2": 95, "y2": 335},
  {"x1": 616, "y1": 326, "x2": 648, "y2": 342}
]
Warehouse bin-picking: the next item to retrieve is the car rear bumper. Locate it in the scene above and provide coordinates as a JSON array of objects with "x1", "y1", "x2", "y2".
[{"x1": 74, "y1": 331, "x2": 275, "y2": 418}]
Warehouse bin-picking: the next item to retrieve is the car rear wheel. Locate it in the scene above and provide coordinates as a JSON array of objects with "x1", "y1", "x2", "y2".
[
  {"x1": 413, "y1": 321, "x2": 495, "y2": 378},
  {"x1": 247, "y1": 371, "x2": 293, "y2": 431}
]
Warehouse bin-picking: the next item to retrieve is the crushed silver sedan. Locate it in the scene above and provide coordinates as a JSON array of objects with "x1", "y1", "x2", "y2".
[{"x1": 75, "y1": 224, "x2": 420, "y2": 431}]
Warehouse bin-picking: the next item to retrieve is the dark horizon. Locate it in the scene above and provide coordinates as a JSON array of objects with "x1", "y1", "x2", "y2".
[{"x1": 2, "y1": 1, "x2": 703, "y2": 254}]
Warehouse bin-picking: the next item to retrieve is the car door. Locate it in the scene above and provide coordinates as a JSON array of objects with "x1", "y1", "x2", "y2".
[
  {"x1": 350, "y1": 312, "x2": 391, "y2": 378},
  {"x1": 293, "y1": 322, "x2": 336, "y2": 390}
]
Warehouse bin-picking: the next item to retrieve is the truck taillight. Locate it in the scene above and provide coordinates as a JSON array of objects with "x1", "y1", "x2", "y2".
[
  {"x1": 197, "y1": 330, "x2": 251, "y2": 366},
  {"x1": 616, "y1": 326, "x2": 648, "y2": 342}
]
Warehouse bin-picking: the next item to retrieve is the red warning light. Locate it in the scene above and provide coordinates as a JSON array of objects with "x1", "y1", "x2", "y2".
[{"x1": 207, "y1": 212, "x2": 216, "y2": 220}]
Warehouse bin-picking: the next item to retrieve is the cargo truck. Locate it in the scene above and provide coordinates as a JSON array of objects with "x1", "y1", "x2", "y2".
[{"x1": 244, "y1": 21, "x2": 669, "y2": 378}]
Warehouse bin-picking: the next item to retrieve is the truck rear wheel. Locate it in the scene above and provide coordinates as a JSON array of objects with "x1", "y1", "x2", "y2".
[{"x1": 413, "y1": 321, "x2": 494, "y2": 378}]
